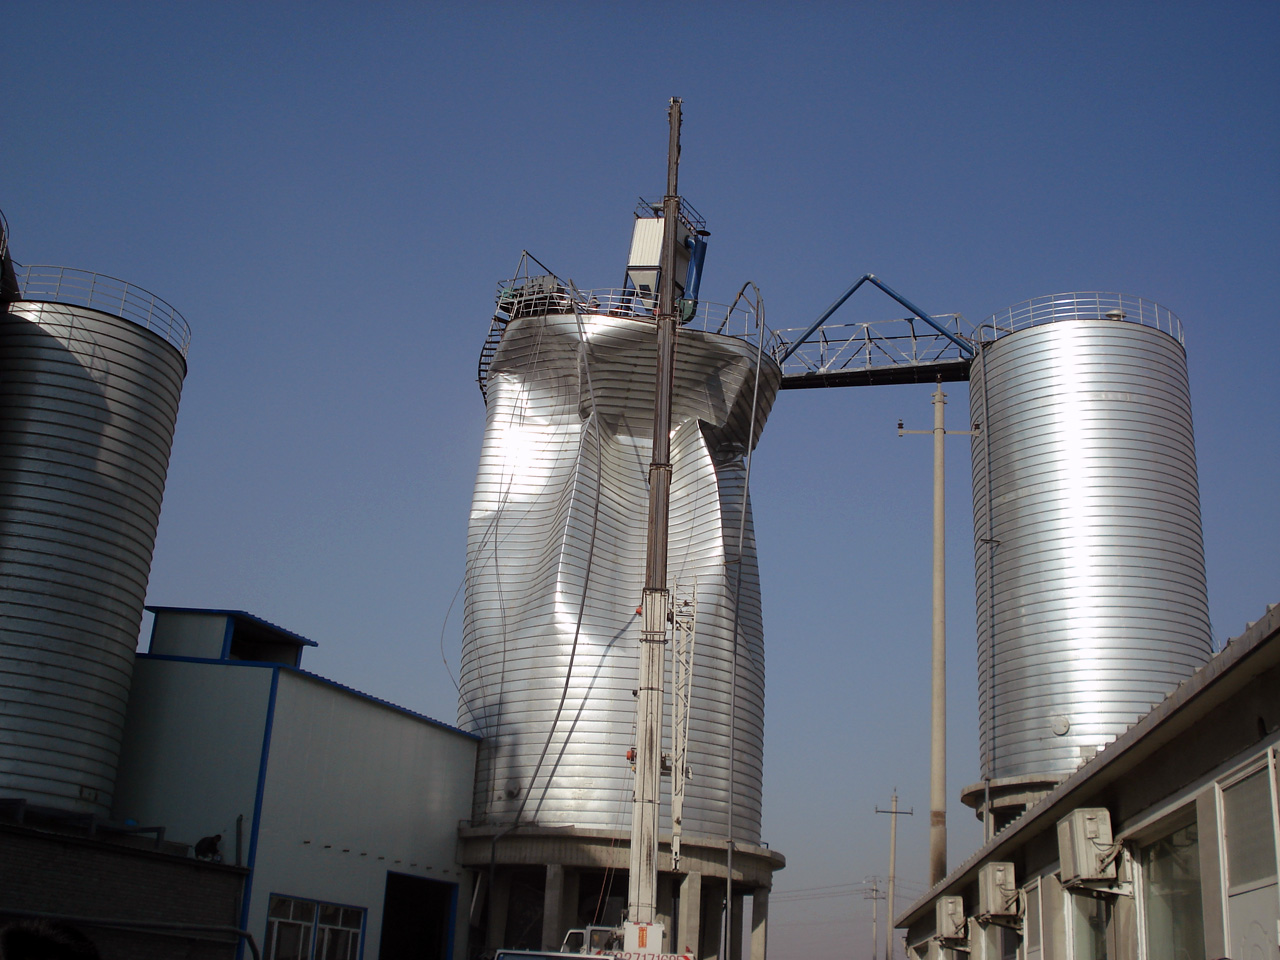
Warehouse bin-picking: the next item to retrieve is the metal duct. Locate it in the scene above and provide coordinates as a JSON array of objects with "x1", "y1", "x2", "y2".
[
  {"x1": 970, "y1": 294, "x2": 1212, "y2": 782},
  {"x1": 0, "y1": 292, "x2": 187, "y2": 815},
  {"x1": 459, "y1": 310, "x2": 778, "y2": 841}
]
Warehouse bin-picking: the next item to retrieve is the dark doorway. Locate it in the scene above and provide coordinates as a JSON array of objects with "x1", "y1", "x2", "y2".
[{"x1": 379, "y1": 872, "x2": 457, "y2": 960}]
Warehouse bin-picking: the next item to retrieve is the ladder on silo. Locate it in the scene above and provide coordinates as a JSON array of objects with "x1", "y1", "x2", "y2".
[
  {"x1": 670, "y1": 579, "x2": 696, "y2": 870},
  {"x1": 476, "y1": 314, "x2": 508, "y2": 401}
]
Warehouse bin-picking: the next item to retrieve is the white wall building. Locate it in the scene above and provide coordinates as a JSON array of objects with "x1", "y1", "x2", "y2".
[
  {"x1": 898, "y1": 602, "x2": 1280, "y2": 960},
  {"x1": 113, "y1": 607, "x2": 479, "y2": 960}
]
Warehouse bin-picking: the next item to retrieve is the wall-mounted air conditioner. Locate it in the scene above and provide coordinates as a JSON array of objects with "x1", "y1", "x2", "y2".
[
  {"x1": 1058, "y1": 808, "x2": 1117, "y2": 885},
  {"x1": 935, "y1": 895, "x2": 967, "y2": 941},
  {"x1": 978, "y1": 861, "x2": 1018, "y2": 917}
]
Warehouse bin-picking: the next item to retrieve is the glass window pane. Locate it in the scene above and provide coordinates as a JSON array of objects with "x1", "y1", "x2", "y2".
[
  {"x1": 1141, "y1": 820, "x2": 1205, "y2": 960},
  {"x1": 269, "y1": 896, "x2": 292, "y2": 919},
  {"x1": 273, "y1": 922, "x2": 309, "y2": 960},
  {"x1": 1072, "y1": 894, "x2": 1109, "y2": 960},
  {"x1": 319, "y1": 904, "x2": 340, "y2": 925},
  {"x1": 999, "y1": 925, "x2": 1019, "y2": 960},
  {"x1": 293, "y1": 899, "x2": 316, "y2": 923},
  {"x1": 341, "y1": 908, "x2": 361, "y2": 929},
  {"x1": 1223, "y1": 769, "x2": 1278, "y2": 890},
  {"x1": 323, "y1": 928, "x2": 358, "y2": 960}
]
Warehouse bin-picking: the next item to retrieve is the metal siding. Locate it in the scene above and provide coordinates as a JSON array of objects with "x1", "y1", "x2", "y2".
[
  {"x1": 459, "y1": 312, "x2": 778, "y2": 841},
  {"x1": 249, "y1": 670, "x2": 478, "y2": 960},
  {"x1": 970, "y1": 316, "x2": 1211, "y2": 782},
  {"x1": 0, "y1": 300, "x2": 186, "y2": 813},
  {"x1": 110, "y1": 657, "x2": 271, "y2": 847}
]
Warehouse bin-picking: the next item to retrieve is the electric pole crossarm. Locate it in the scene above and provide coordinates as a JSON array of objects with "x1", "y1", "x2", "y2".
[{"x1": 875, "y1": 792, "x2": 913, "y2": 960}]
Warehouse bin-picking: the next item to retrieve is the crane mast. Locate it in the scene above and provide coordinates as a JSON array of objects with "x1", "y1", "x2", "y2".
[{"x1": 625, "y1": 96, "x2": 682, "y2": 950}]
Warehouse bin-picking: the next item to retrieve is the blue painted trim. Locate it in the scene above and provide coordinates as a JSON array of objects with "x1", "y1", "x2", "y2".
[
  {"x1": 221, "y1": 614, "x2": 236, "y2": 660},
  {"x1": 446, "y1": 880, "x2": 459, "y2": 960},
  {"x1": 236, "y1": 666, "x2": 280, "y2": 960}
]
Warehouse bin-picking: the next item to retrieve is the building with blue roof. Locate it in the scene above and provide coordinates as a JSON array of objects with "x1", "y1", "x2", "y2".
[{"x1": 113, "y1": 607, "x2": 479, "y2": 960}]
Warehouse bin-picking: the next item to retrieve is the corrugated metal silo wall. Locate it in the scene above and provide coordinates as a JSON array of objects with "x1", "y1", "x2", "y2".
[
  {"x1": 460, "y1": 312, "x2": 778, "y2": 841},
  {"x1": 0, "y1": 301, "x2": 186, "y2": 814},
  {"x1": 970, "y1": 318, "x2": 1211, "y2": 782}
]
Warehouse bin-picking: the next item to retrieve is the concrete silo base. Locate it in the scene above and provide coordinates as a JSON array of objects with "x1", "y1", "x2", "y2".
[
  {"x1": 959, "y1": 775, "x2": 1061, "y2": 837},
  {"x1": 457, "y1": 824, "x2": 783, "y2": 959}
]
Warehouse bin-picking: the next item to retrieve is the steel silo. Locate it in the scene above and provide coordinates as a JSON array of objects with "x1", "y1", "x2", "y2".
[
  {"x1": 460, "y1": 290, "x2": 778, "y2": 842},
  {"x1": 0, "y1": 266, "x2": 189, "y2": 815},
  {"x1": 969, "y1": 294, "x2": 1211, "y2": 787}
]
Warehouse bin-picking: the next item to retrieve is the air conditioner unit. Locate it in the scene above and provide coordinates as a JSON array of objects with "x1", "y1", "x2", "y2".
[
  {"x1": 978, "y1": 861, "x2": 1018, "y2": 917},
  {"x1": 1058, "y1": 808, "x2": 1117, "y2": 885},
  {"x1": 935, "y1": 895, "x2": 967, "y2": 940}
]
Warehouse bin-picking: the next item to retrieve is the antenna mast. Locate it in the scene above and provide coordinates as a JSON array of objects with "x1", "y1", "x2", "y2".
[{"x1": 627, "y1": 96, "x2": 683, "y2": 938}]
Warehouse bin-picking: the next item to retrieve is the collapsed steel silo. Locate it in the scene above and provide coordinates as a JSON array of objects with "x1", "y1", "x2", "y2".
[
  {"x1": 966, "y1": 293, "x2": 1211, "y2": 824},
  {"x1": 0, "y1": 235, "x2": 189, "y2": 815},
  {"x1": 457, "y1": 243, "x2": 784, "y2": 951},
  {"x1": 461, "y1": 302, "x2": 776, "y2": 837}
]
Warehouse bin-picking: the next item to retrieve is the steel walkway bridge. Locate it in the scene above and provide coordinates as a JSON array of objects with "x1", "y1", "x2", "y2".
[{"x1": 769, "y1": 274, "x2": 976, "y2": 389}]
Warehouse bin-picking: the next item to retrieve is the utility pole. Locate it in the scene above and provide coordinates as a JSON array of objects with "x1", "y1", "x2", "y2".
[
  {"x1": 898, "y1": 381, "x2": 975, "y2": 888},
  {"x1": 875, "y1": 791, "x2": 913, "y2": 960},
  {"x1": 626, "y1": 96, "x2": 682, "y2": 948},
  {"x1": 864, "y1": 877, "x2": 884, "y2": 960}
]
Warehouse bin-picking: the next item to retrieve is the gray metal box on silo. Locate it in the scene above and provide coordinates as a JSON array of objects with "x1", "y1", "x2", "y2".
[
  {"x1": 0, "y1": 265, "x2": 189, "y2": 815},
  {"x1": 970, "y1": 294, "x2": 1212, "y2": 785}
]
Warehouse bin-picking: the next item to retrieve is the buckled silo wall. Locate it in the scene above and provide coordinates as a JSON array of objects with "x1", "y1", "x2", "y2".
[
  {"x1": 460, "y1": 311, "x2": 778, "y2": 840},
  {"x1": 970, "y1": 306, "x2": 1212, "y2": 782},
  {"x1": 0, "y1": 300, "x2": 186, "y2": 814}
]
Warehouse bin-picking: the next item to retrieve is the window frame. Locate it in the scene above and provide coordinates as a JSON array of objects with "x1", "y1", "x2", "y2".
[
  {"x1": 1215, "y1": 747, "x2": 1280, "y2": 950},
  {"x1": 1131, "y1": 806, "x2": 1204, "y2": 960},
  {"x1": 265, "y1": 892, "x2": 366, "y2": 960}
]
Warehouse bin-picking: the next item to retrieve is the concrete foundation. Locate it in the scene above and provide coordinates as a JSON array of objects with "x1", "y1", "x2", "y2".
[{"x1": 458, "y1": 825, "x2": 783, "y2": 960}]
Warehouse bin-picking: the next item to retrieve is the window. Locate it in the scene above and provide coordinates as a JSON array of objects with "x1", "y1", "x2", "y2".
[
  {"x1": 266, "y1": 895, "x2": 363, "y2": 960},
  {"x1": 1220, "y1": 758, "x2": 1280, "y2": 960},
  {"x1": 1139, "y1": 819, "x2": 1204, "y2": 960},
  {"x1": 1025, "y1": 880, "x2": 1042, "y2": 959},
  {"x1": 1070, "y1": 893, "x2": 1110, "y2": 960}
]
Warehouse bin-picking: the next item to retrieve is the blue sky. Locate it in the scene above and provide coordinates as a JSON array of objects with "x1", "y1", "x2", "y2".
[{"x1": 4, "y1": 3, "x2": 1277, "y2": 957}]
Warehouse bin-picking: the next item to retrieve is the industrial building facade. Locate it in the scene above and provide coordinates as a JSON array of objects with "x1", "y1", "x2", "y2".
[
  {"x1": 115, "y1": 608, "x2": 480, "y2": 960},
  {"x1": 899, "y1": 603, "x2": 1280, "y2": 960}
]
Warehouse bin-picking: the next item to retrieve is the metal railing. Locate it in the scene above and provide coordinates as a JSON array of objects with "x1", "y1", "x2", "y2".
[
  {"x1": 634, "y1": 195, "x2": 707, "y2": 235},
  {"x1": 771, "y1": 313, "x2": 974, "y2": 377},
  {"x1": 976, "y1": 292, "x2": 1183, "y2": 345},
  {"x1": 493, "y1": 277, "x2": 769, "y2": 346},
  {"x1": 14, "y1": 265, "x2": 191, "y2": 357}
]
